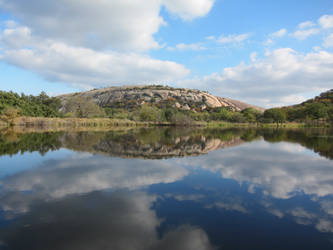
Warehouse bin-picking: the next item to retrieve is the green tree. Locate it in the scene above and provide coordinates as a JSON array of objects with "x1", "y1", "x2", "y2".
[
  {"x1": 305, "y1": 103, "x2": 329, "y2": 120},
  {"x1": 170, "y1": 112, "x2": 193, "y2": 125},
  {"x1": 241, "y1": 108, "x2": 262, "y2": 123},
  {"x1": 264, "y1": 108, "x2": 286, "y2": 125},
  {"x1": 0, "y1": 107, "x2": 20, "y2": 124},
  {"x1": 63, "y1": 96, "x2": 105, "y2": 118},
  {"x1": 138, "y1": 104, "x2": 163, "y2": 122}
]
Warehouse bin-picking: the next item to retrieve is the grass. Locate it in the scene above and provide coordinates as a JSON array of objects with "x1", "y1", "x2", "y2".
[
  {"x1": 0, "y1": 116, "x2": 331, "y2": 131},
  {"x1": 11, "y1": 117, "x2": 147, "y2": 128}
]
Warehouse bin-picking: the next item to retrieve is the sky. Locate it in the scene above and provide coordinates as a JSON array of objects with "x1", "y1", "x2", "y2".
[{"x1": 0, "y1": 0, "x2": 333, "y2": 108}]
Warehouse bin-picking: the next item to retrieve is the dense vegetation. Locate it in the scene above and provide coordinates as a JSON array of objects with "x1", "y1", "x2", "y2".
[
  {"x1": 263, "y1": 89, "x2": 333, "y2": 125},
  {"x1": 0, "y1": 90, "x2": 265, "y2": 125},
  {"x1": 1, "y1": 89, "x2": 333, "y2": 126},
  {"x1": 0, "y1": 132, "x2": 62, "y2": 156},
  {"x1": 0, "y1": 91, "x2": 61, "y2": 122},
  {"x1": 104, "y1": 104, "x2": 264, "y2": 124}
]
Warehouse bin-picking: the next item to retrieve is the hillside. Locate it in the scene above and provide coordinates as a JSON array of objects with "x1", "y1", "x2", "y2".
[
  {"x1": 58, "y1": 85, "x2": 263, "y2": 113},
  {"x1": 263, "y1": 89, "x2": 333, "y2": 123},
  {"x1": 1, "y1": 86, "x2": 265, "y2": 125},
  {"x1": 299, "y1": 89, "x2": 333, "y2": 106}
]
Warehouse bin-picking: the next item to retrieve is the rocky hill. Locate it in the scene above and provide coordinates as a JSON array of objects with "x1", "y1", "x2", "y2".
[
  {"x1": 302, "y1": 89, "x2": 333, "y2": 105},
  {"x1": 59, "y1": 85, "x2": 263, "y2": 112}
]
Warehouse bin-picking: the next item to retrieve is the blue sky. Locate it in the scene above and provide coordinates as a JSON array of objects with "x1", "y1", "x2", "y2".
[{"x1": 0, "y1": 0, "x2": 333, "y2": 107}]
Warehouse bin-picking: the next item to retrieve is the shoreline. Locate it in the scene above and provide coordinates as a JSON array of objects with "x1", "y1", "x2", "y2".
[{"x1": 0, "y1": 117, "x2": 331, "y2": 132}]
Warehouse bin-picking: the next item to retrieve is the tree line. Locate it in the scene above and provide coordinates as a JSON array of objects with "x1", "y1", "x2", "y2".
[{"x1": 1, "y1": 89, "x2": 333, "y2": 125}]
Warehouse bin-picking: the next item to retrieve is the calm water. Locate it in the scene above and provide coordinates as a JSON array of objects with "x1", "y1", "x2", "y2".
[{"x1": 0, "y1": 127, "x2": 333, "y2": 250}]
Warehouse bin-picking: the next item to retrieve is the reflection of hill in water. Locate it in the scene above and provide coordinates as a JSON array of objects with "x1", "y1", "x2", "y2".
[
  {"x1": 0, "y1": 128, "x2": 333, "y2": 159},
  {"x1": 61, "y1": 128, "x2": 245, "y2": 159}
]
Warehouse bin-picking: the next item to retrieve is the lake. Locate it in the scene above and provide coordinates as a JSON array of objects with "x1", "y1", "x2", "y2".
[{"x1": 0, "y1": 127, "x2": 333, "y2": 250}]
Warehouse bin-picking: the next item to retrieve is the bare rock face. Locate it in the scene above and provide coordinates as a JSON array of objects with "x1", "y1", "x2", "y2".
[{"x1": 59, "y1": 85, "x2": 263, "y2": 112}]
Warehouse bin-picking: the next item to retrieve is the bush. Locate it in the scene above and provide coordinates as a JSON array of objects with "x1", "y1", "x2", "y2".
[
  {"x1": 264, "y1": 108, "x2": 286, "y2": 124},
  {"x1": 0, "y1": 91, "x2": 61, "y2": 117},
  {"x1": 63, "y1": 96, "x2": 105, "y2": 118},
  {"x1": 171, "y1": 112, "x2": 193, "y2": 125},
  {"x1": 0, "y1": 107, "x2": 20, "y2": 124},
  {"x1": 138, "y1": 104, "x2": 163, "y2": 122}
]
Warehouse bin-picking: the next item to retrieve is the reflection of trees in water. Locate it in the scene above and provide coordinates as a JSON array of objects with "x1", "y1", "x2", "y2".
[
  {"x1": 259, "y1": 128, "x2": 333, "y2": 160},
  {"x1": 0, "y1": 132, "x2": 62, "y2": 156},
  {"x1": 0, "y1": 128, "x2": 332, "y2": 159}
]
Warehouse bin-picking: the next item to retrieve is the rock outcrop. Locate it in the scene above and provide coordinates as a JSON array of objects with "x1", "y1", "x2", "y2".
[{"x1": 59, "y1": 85, "x2": 263, "y2": 112}]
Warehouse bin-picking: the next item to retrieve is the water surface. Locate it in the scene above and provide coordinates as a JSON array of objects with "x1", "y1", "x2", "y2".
[{"x1": 0, "y1": 128, "x2": 333, "y2": 249}]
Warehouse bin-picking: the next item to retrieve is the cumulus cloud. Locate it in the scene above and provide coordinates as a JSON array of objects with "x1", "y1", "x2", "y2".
[
  {"x1": 319, "y1": 14, "x2": 333, "y2": 29},
  {"x1": 298, "y1": 21, "x2": 315, "y2": 29},
  {"x1": 178, "y1": 48, "x2": 333, "y2": 107},
  {"x1": 217, "y1": 33, "x2": 250, "y2": 44},
  {"x1": 270, "y1": 28, "x2": 287, "y2": 38},
  {"x1": 162, "y1": 0, "x2": 215, "y2": 21},
  {"x1": 291, "y1": 14, "x2": 333, "y2": 41},
  {"x1": 263, "y1": 29, "x2": 287, "y2": 46},
  {"x1": 0, "y1": 0, "x2": 216, "y2": 89},
  {"x1": 293, "y1": 28, "x2": 320, "y2": 40},
  {"x1": 323, "y1": 33, "x2": 333, "y2": 48},
  {"x1": 0, "y1": 0, "x2": 214, "y2": 51},
  {"x1": 0, "y1": 0, "x2": 162, "y2": 51},
  {"x1": 0, "y1": 25, "x2": 189, "y2": 89},
  {"x1": 171, "y1": 43, "x2": 207, "y2": 51}
]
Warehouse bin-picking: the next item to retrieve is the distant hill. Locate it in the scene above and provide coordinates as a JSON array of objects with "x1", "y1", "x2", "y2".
[
  {"x1": 297, "y1": 89, "x2": 333, "y2": 107},
  {"x1": 58, "y1": 85, "x2": 263, "y2": 113},
  {"x1": 0, "y1": 86, "x2": 264, "y2": 124},
  {"x1": 263, "y1": 89, "x2": 333, "y2": 123}
]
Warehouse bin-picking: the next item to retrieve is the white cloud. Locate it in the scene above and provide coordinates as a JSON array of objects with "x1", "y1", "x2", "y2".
[
  {"x1": 162, "y1": 0, "x2": 215, "y2": 21},
  {"x1": 0, "y1": 0, "x2": 216, "y2": 90},
  {"x1": 250, "y1": 52, "x2": 257, "y2": 62},
  {"x1": 0, "y1": 0, "x2": 214, "y2": 51},
  {"x1": 178, "y1": 48, "x2": 333, "y2": 107},
  {"x1": 171, "y1": 43, "x2": 206, "y2": 51},
  {"x1": 217, "y1": 33, "x2": 250, "y2": 44},
  {"x1": 0, "y1": 25, "x2": 190, "y2": 89},
  {"x1": 298, "y1": 21, "x2": 315, "y2": 29},
  {"x1": 270, "y1": 28, "x2": 287, "y2": 38},
  {"x1": 318, "y1": 14, "x2": 333, "y2": 29},
  {"x1": 293, "y1": 28, "x2": 320, "y2": 40},
  {"x1": 1, "y1": 26, "x2": 31, "y2": 48},
  {"x1": 205, "y1": 35, "x2": 216, "y2": 40},
  {"x1": 291, "y1": 15, "x2": 333, "y2": 41},
  {"x1": 0, "y1": 0, "x2": 162, "y2": 51},
  {"x1": 263, "y1": 38, "x2": 274, "y2": 46},
  {"x1": 323, "y1": 33, "x2": 333, "y2": 48},
  {"x1": 263, "y1": 29, "x2": 287, "y2": 46}
]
